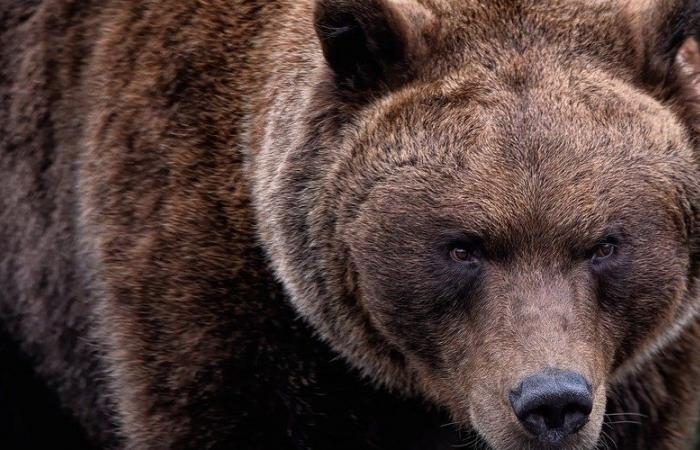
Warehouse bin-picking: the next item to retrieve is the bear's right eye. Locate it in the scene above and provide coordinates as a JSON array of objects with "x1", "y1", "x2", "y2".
[
  {"x1": 450, "y1": 247, "x2": 471, "y2": 261},
  {"x1": 449, "y1": 244, "x2": 481, "y2": 267}
]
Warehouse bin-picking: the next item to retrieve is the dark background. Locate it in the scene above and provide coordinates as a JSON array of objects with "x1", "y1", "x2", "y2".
[{"x1": 0, "y1": 323, "x2": 95, "y2": 449}]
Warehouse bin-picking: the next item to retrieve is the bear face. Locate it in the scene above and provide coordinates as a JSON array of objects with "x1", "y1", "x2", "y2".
[
  {"x1": 340, "y1": 70, "x2": 698, "y2": 449},
  {"x1": 253, "y1": 0, "x2": 700, "y2": 449}
]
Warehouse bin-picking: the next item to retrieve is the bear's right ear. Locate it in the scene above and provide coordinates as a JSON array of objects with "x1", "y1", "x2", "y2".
[{"x1": 314, "y1": 0, "x2": 434, "y2": 90}]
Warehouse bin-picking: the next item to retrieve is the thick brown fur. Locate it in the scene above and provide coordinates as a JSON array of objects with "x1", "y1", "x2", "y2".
[{"x1": 1, "y1": 0, "x2": 700, "y2": 449}]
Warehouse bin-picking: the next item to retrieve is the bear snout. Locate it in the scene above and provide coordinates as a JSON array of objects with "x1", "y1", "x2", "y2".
[{"x1": 509, "y1": 369, "x2": 593, "y2": 444}]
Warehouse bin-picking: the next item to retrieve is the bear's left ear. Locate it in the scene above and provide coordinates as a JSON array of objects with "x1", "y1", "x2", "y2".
[
  {"x1": 630, "y1": 0, "x2": 700, "y2": 83},
  {"x1": 314, "y1": 0, "x2": 435, "y2": 90}
]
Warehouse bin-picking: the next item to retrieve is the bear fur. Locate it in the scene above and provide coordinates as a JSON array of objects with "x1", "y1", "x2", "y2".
[{"x1": 1, "y1": 0, "x2": 700, "y2": 449}]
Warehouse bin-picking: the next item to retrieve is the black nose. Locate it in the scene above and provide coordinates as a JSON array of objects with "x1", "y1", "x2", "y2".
[{"x1": 509, "y1": 369, "x2": 593, "y2": 442}]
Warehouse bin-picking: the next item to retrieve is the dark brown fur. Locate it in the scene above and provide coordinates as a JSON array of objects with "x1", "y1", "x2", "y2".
[{"x1": 1, "y1": 0, "x2": 699, "y2": 449}]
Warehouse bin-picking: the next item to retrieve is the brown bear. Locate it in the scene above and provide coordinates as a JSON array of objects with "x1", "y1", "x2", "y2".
[{"x1": 1, "y1": 0, "x2": 700, "y2": 449}]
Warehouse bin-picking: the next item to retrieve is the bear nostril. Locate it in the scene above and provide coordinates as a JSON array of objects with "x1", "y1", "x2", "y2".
[{"x1": 509, "y1": 369, "x2": 593, "y2": 442}]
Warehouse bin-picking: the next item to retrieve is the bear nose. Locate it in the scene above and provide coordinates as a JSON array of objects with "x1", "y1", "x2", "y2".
[{"x1": 509, "y1": 369, "x2": 593, "y2": 442}]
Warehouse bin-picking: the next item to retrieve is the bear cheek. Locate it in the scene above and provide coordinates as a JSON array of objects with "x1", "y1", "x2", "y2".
[
  {"x1": 356, "y1": 265, "x2": 467, "y2": 372},
  {"x1": 597, "y1": 244, "x2": 690, "y2": 369}
]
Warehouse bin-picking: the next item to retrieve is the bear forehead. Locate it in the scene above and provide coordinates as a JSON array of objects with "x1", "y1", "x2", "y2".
[
  {"x1": 357, "y1": 62, "x2": 692, "y2": 179},
  {"x1": 346, "y1": 70, "x2": 691, "y2": 244}
]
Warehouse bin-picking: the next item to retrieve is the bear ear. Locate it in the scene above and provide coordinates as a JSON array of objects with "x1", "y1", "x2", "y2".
[
  {"x1": 314, "y1": 0, "x2": 434, "y2": 90},
  {"x1": 629, "y1": 0, "x2": 700, "y2": 83}
]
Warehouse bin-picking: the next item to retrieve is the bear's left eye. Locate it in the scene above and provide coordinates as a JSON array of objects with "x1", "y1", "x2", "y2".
[{"x1": 591, "y1": 242, "x2": 616, "y2": 263}]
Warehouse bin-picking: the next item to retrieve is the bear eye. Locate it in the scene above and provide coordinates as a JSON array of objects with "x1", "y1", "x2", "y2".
[
  {"x1": 449, "y1": 245, "x2": 480, "y2": 265},
  {"x1": 591, "y1": 242, "x2": 616, "y2": 263}
]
